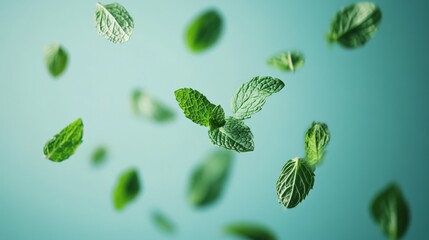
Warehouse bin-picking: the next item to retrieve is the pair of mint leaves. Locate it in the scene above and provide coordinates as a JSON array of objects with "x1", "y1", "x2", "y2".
[{"x1": 175, "y1": 76, "x2": 284, "y2": 152}]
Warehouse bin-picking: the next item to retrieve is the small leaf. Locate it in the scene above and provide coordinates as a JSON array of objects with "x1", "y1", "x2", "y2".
[
  {"x1": 131, "y1": 89, "x2": 175, "y2": 123},
  {"x1": 91, "y1": 146, "x2": 107, "y2": 166},
  {"x1": 44, "y1": 44, "x2": 68, "y2": 78},
  {"x1": 231, "y1": 76, "x2": 284, "y2": 120},
  {"x1": 304, "y1": 122, "x2": 330, "y2": 168},
  {"x1": 43, "y1": 118, "x2": 83, "y2": 162},
  {"x1": 276, "y1": 158, "x2": 315, "y2": 209},
  {"x1": 224, "y1": 223, "x2": 277, "y2": 240},
  {"x1": 95, "y1": 2, "x2": 134, "y2": 44},
  {"x1": 370, "y1": 183, "x2": 410, "y2": 240},
  {"x1": 152, "y1": 210, "x2": 176, "y2": 234},
  {"x1": 208, "y1": 117, "x2": 254, "y2": 152},
  {"x1": 188, "y1": 150, "x2": 233, "y2": 207},
  {"x1": 209, "y1": 105, "x2": 226, "y2": 130},
  {"x1": 327, "y1": 2, "x2": 382, "y2": 48},
  {"x1": 113, "y1": 168, "x2": 140, "y2": 211},
  {"x1": 267, "y1": 51, "x2": 304, "y2": 72},
  {"x1": 174, "y1": 88, "x2": 217, "y2": 127},
  {"x1": 186, "y1": 9, "x2": 223, "y2": 52}
]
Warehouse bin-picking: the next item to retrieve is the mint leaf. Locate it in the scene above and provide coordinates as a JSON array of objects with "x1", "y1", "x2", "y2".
[
  {"x1": 231, "y1": 76, "x2": 284, "y2": 120},
  {"x1": 208, "y1": 117, "x2": 254, "y2": 152},
  {"x1": 43, "y1": 118, "x2": 83, "y2": 162},
  {"x1": 327, "y1": 2, "x2": 382, "y2": 48},
  {"x1": 209, "y1": 105, "x2": 226, "y2": 130},
  {"x1": 186, "y1": 9, "x2": 223, "y2": 52},
  {"x1": 370, "y1": 183, "x2": 410, "y2": 240},
  {"x1": 113, "y1": 168, "x2": 140, "y2": 211},
  {"x1": 276, "y1": 158, "x2": 314, "y2": 209},
  {"x1": 304, "y1": 122, "x2": 330, "y2": 169},
  {"x1": 152, "y1": 210, "x2": 176, "y2": 234},
  {"x1": 224, "y1": 223, "x2": 277, "y2": 240},
  {"x1": 44, "y1": 44, "x2": 68, "y2": 78},
  {"x1": 175, "y1": 88, "x2": 217, "y2": 127},
  {"x1": 188, "y1": 150, "x2": 233, "y2": 207},
  {"x1": 267, "y1": 51, "x2": 304, "y2": 72},
  {"x1": 131, "y1": 89, "x2": 175, "y2": 123},
  {"x1": 95, "y1": 2, "x2": 134, "y2": 44},
  {"x1": 91, "y1": 146, "x2": 107, "y2": 166}
]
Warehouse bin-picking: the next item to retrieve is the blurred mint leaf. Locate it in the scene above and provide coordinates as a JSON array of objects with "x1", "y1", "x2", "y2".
[
  {"x1": 113, "y1": 168, "x2": 140, "y2": 211},
  {"x1": 231, "y1": 76, "x2": 284, "y2": 120},
  {"x1": 152, "y1": 210, "x2": 176, "y2": 234},
  {"x1": 44, "y1": 44, "x2": 68, "y2": 78},
  {"x1": 91, "y1": 146, "x2": 107, "y2": 166},
  {"x1": 175, "y1": 88, "x2": 217, "y2": 127},
  {"x1": 224, "y1": 222, "x2": 277, "y2": 240},
  {"x1": 43, "y1": 118, "x2": 83, "y2": 162},
  {"x1": 95, "y1": 2, "x2": 134, "y2": 44},
  {"x1": 276, "y1": 158, "x2": 314, "y2": 209},
  {"x1": 208, "y1": 117, "x2": 254, "y2": 152},
  {"x1": 304, "y1": 122, "x2": 330, "y2": 168},
  {"x1": 267, "y1": 51, "x2": 304, "y2": 72},
  {"x1": 186, "y1": 9, "x2": 222, "y2": 52},
  {"x1": 131, "y1": 89, "x2": 175, "y2": 123}
]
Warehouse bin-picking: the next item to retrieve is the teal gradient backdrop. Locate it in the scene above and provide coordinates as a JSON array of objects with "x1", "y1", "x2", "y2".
[{"x1": 1, "y1": 0, "x2": 428, "y2": 239}]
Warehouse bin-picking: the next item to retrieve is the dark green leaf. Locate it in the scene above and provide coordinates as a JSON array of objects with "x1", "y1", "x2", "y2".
[
  {"x1": 175, "y1": 88, "x2": 217, "y2": 127},
  {"x1": 209, "y1": 105, "x2": 226, "y2": 130},
  {"x1": 224, "y1": 223, "x2": 277, "y2": 240},
  {"x1": 208, "y1": 117, "x2": 254, "y2": 152},
  {"x1": 304, "y1": 122, "x2": 330, "y2": 168},
  {"x1": 152, "y1": 210, "x2": 176, "y2": 234},
  {"x1": 186, "y1": 9, "x2": 223, "y2": 52},
  {"x1": 131, "y1": 89, "x2": 175, "y2": 123},
  {"x1": 44, "y1": 44, "x2": 68, "y2": 78},
  {"x1": 113, "y1": 168, "x2": 140, "y2": 211}
]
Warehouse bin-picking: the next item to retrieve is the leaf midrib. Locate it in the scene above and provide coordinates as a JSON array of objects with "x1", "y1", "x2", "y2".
[{"x1": 97, "y1": 2, "x2": 129, "y2": 38}]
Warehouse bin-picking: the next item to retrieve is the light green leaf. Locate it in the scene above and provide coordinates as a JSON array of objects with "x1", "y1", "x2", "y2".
[
  {"x1": 304, "y1": 122, "x2": 330, "y2": 168},
  {"x1": 95, "y1": 2, "x2": 134, "y2": 44},
  {"x1": 276, "y1": 158, "x2": 315, "y2": 209},
  {"x1": 174, "y1": 88, "x2": 217, "y2": 127},
  {"x1": 186, "y1": 9, "x2": 223, "y2": 52},
  {"x1": 43, "y1": 118, "x2": 83, "y2": 162},
  {"x1": 231, "y1": 76, "x2": 284, "y2": 120},
  {"x1": 91, "y1": 146, "x2": 107, "y2": 166},
  {"x1": 188, "y1": 150, "x2": 233, "y2": 207},
  {"x1": 113, "y1": 168, "x2": 140, "y2": 211},
  {"x1": 44, "y1": 44, "x2": 68, "y2": 78},
  {"x1": 208, "y1": 117, "x2": 254, "y2": 152},
  {"x1": 267, "y1": 51, "x2": 304, "y2": 72},
  {"x1": 224, "y1": 223, "x2": 277, "y2": 240},
  {"x1": 327, "y1": 2, "x2": 382, "y2": 48},
  {"x1": 209, "y1": 105, "x2": 226, "y2": 130},
  {"x1": 152, "y1": 210, "x2": 176, "y2": 234},
  {"x1": 131, "y1": 89, "x2": 175, "y2": 123},
  {"x1": 370, "y1": 183, "x2": 410, "y2": 240}
]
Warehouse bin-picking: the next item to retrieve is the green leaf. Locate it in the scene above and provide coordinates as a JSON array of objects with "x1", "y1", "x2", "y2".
[
  {"x1": 304, "y1": 122, "x2": 330, "y2": 168},
  {"x1": 231, "y1": 76, "x2": 284, "y2": 120},
  {"x1": 370, "y1": 183, "x2": 410, "y2": 240},
  {"x1": 208, "y1": 117, "x2": 254, "y2": 152},
  {"x1": 95, "y1": 2, "x2": 134, "y2": 44},
  {"x1": 174, "y1": 88, "x2": 217, "y2": 127},
  {"x1": 43, "y1": 118, "x2": 83, "y2": 162},
  {"x1": 152, "y1": 210, "x2": 176, "y2": 234},
  {"x1": 267, "y1": 51, "x2": 304, "y2": 72},
  {"x1": 44, "y1": 44, "x2": 68, "y2": 78},
  {"x1": 186, "y1": 9, "x2": 223, "y2": 52},
  {"x1": 131, "y1": 89, "x2": 175, "y2": 123},
  {"x1": 113, "y1": 168, "x2": 140, "y2": 211},
  {"x1": 91, "y1": 146, "x2": 107, "y2": 166},
  {"x1": 327, "y1": 2, "x2": 382, "y2": 48},
  {"x1": 188, "y1": 150, "x2": 233, "y2": 207},
  {"x1": 224, "y1": 223, "x2": 277, "y2": 240},
  {"x1": 276, "y1": 158, "x2": 315, "y2": 209},
  {"x1": 209, "y1": 105, "x2": 226, "y2": 130}
]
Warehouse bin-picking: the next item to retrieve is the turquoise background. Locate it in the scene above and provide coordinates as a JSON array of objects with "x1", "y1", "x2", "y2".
[{"x1": 1, "y1": 0, "x2": 428, "y2": 239}]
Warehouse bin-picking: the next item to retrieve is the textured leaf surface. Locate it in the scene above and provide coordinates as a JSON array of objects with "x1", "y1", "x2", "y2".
[
  {"x1": 276, "y1": 158, "x2": 315, "y2": 209},
  {"x1": 232, "y1": 76, "x2": 284, "y2": 120},
  {"x1": 152, "y1": 210, "x2": 176, "y2": 234},
  {"x1": 224, "y1": 223, "x2": 277, "y2": 240},
  {"x1": 328, "y1": 2, "x2": 382, "y2": 48},
  {"x1": 208, "y1": 117, "x2": 254, "y2": 152},
  {"x1": 91, "y1": 146, "x2": 107, "y2": 166},
  {"x1": 186, "y1": 9, "x2": 222, "y2": 52},
  {"x1": 95, "y1": 2, "x2": 134, "y2": 43},
  {"x1": 43, "y1": 118, "x2": 83, "y2": 162},
  {"x1": 44, "y1": 44, "x2": 68, "y2": 78},
  {"x1": 113, "y1": 168, "x2": 140, "y2": 211},
  {"x1": 131, "y1": 89, "x2": 175, "y2": 123},
  {"x1": 209, "y1": 105, "x2": 226, "y2": 130},
  {"x1": 267, "y1": 51, "x2": 304, "y2": 72},
  {"x1": 188, "y1": 150, "x2": 233, "y2": 207},
  {"x1": 371, "y1": 183, "x2": 410, "y2": 240},
  {"x1": 304, "y1": 122, "x2": 330, "y2": 168},
  {"x1": 175, "y1": 88, "x2": 217, "y2": 127}
]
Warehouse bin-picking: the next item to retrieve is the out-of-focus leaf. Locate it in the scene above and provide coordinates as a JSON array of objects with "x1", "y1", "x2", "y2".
[
  {"x1": 152, "y1": 210, "x2": 176, "y2": 234},
  {"x1": 91, "y1": 146, "x2": 107, "y2": 166},
  {"x1": 113, "y1": 168, "x2": 140, "y2": 211},
  {"x1": 186, "y1": 9, "x2": 223, "y2": 52},
  {"x1": 132, "y1": 89, "x2": 175, "y2": 123},
  {"x1": 224, "y1": 222, "x2": 277, "y2": 240}
]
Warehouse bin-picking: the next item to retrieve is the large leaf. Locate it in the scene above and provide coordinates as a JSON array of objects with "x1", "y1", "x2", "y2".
[
  {"x1": 267, "y1": 51, "x2": 304, "y2": 73},
  {"x1": 113, "y1": 168, "x2": 140, "y2": 211},
  {"x1": 231, "y1": 76, "x2": 284, "y2": 120},
  {"x1": 276, "y1": 158, "x2": 315, "y2": 209},
  {"x1": 131, "y1": 89, "x2": 175, "y2": 123},
  {"x1": 208, "y1": 117, "x2": 254, "y2": 152},
  {"x1": 327, "y1": 2, "x2": 382, "y2": 48},
  {"x1": 224, "y1": 223, "x2": 277, "y2": 240},
  {"x1": 95, "y1": 2, "x2": 134, "y2": 44},
  {"x1": 188, "y1": 150, "x2": 233, "y2": 207},
  {"x1": 174, "y1": 88, "x2": 217, "y2": 127},
  {"x1": 304, "y1": 122, "x2": 330, "y2": 168},
  {"x1": 370, "y1": 183, "x2": 410, "y2": 240},
  {"x1": 44, "y1": 43, "x2": 68, "y2": 78},
  {"x1": 43, "y1": 118, "x2": 83, "y2": 162},
  {"x1": 186, "y1": 9, "x2": 223, "y2": 52}
]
